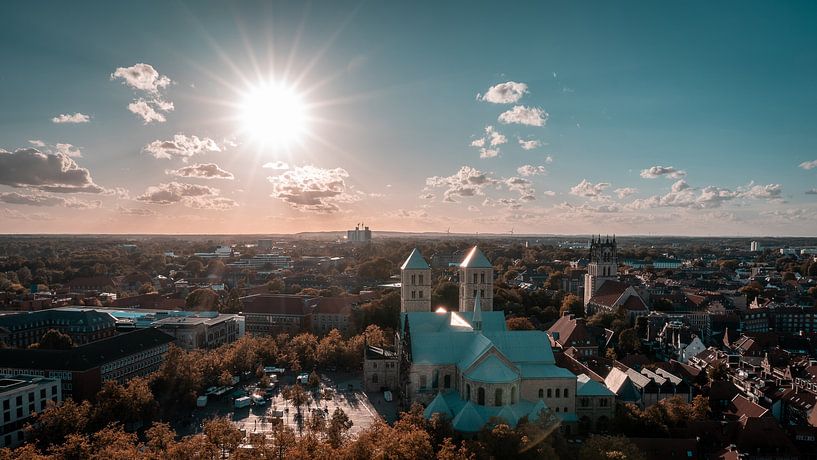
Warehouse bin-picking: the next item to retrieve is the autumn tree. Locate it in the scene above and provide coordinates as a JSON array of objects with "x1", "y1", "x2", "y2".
[
  {"x1": 24, "y1": 398, "x2": 92, "y2": 450},
  {"x1": 186, "y1": 288, "x2": 219, "y2": 310},
  {"x1": 559, "y1": 294, "x2": 584, "y2": 317},
  {"x1": 506, "y1": 317, "x2": 536, "y2": 330},
  {"x1": 578, "y1": 435, "x2": 645, "y2": 460},
  {"x1": 326, "y1": 408, "x2": 353, "y2": 448},
  {"x1": 30, "y1": 329, "x2": 74, "y2": 350},
  {"x1": 203, "y1": 417, "x2": 244, "y2": 458}
]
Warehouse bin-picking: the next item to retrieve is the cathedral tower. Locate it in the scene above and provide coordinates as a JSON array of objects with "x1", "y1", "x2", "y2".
[
  {"x1": 401, "y1": 248, "x2": 432, "y2": 312},
  {"x1": 583, "y1": 235, "x2": 618, "y2": 308},
  {"x1": 459, "y1": 246, "x2": 493, "y2": 311}
]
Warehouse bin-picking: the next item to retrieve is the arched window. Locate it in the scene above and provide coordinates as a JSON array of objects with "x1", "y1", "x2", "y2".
[
  {"x1": 564, "y1": 388, "x2": 569, "y2": 398},
  {"x1": 478, "y1": 387, "x2": 485, "y2": 405},
  {"x1": 466, "y1": 384, "x2": 471, "y2": 401},
  {"x1": 547, "y1": 388, "x2": 552, "y2": 398},
  {"x1": 473, "y1": 273, "x2": 478, "y2": 284},
  {"x1": 480, "y1": 273, "x2": 485, "y2": 283},
  {"x1": 419, "y1": 375, "x2": 427, "y2": 389},
  {"x1": 555, "y1": 388, "x2": 561, "y2": 398},
  {"x1": 511, "y1": 386, "x2": 517, "y2": 404},
  {"x1": 495, "y1": 388, "x2": 503, "y2": 406},
  {"x1": 444, "y1": 375, "x2": 451, "y2": 389},
  {"x1": 538, "y1": 389, "x2": 544, "y2": 398}
]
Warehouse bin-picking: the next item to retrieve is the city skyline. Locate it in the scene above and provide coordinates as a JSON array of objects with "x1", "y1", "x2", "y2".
[{"x1": 2, "y1": 1, "x2": 817, "y2": 236}]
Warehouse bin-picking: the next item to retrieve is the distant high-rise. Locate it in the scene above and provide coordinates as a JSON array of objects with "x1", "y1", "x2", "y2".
[
  {"x1": 258, "y1": 239, "x2": 274, "y2": 250},
  {"x1": 750, "y1": 241, "x2": 760, "y2": 252},
  {"x1": 583, "y1": 235, "x2": 618, "y2": 308},
  {"x1": 346, "y1": 223, "x2": 372, "y2": 243}
]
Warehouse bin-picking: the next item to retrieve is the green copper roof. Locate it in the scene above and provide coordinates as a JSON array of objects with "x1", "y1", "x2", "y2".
[
  {"x1": 452, "y1": 401, "x2": 485, "y2": 432},
  {"x1": 424, "y1": 392, "x2": 454, "y2": 419},
  {"x1": 496, "y1": 405, "x2": 520, "y2": 426},
  {"x1": 465, "y1": 354, "x2": 519, "y2": 383},
  {"x1": 401, "y1": 248, "x2": 430, "y2": 270},
  {"x1": 528, "y1": 399, "x2": 550, "y2": 422},
  {"x1": 460, "y1": 246, "x2": 492, "y2": 268}
]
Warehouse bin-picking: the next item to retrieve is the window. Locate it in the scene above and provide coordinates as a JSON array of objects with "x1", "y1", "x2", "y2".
[
  {"x1": 478, "y1": 387, "x2": 485, "y2": 405},
  {"x1": 564, "y1": 388, "x2": 569, "y2": 398},
  {"x1": 411, "y1": 290, "x2": 416, "y2": 299},
  {"x1": 473, "y1": 273, "x2": 478, "y2": 284},
  {"x1": 564, "y1": 407, "x2": 568, "y2": 413},
  {"x1": 556, "y1": 388, "x2": 561, "y2": 398},
  {"x1": 495, "y1": 388, "x2": 503, "y2": 406},
  {"x1": 432, "y1": 370, "x2": 439, "y2": 388},
  {"x1": 473, "y1": 290, "x2": 477, "y2": 297},
  {"x1": 444, "y1": 375, "x2": 451, "y2": 389},
  {"x1": 555, "y1": 407, "x2": 560, "y2": 413},
  {"x1": 480, "y1": 289, "x2": 485, "y2": 298},
  {"x1": 419, "y1": 275, "x2": 424, "y2": 284},
  {"x1": 600, "y1": 398, "x2": 609, "y2": 407},
  {"x1": 418, "y1": 290, "x2": 424, "y2": 299},
  {"x1": 547, "y1": 389, "x2": 552, "y2": 398},
  {"x1": 580, "y1": 398, "x2": 590, "y2": 408},
  {"x1": 419, "y1": 375, "x2": 427, "y2": 389},
  {"x1": 411, "y1": 274, "x2": 416, "y2": 285},
  {"x1": 538, "y1": 389, "x2": 544, "y2": 398},
  {"x1": 466, "y1": 384, "x2": 471, "y2": 401},
  {"x1": 481, "y1": 273, "x2": 485, "y2": 283},
  {"x1": 511, "y1": 386, "x2": 517, "y2": 404}
]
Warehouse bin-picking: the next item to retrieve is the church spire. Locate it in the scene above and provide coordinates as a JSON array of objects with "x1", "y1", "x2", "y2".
[{"x1": 473, "y1": 290, "x2": 483, "y2": 332}]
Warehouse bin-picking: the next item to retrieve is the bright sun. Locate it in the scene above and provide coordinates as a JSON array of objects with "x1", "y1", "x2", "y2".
[{"x1": 239, "y1": 82, "x2": 307, "y2": 148}]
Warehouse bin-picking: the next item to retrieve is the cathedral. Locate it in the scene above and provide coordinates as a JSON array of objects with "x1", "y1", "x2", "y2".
[
  {"x1": 388, "y1": 246, "x2": 578, "y2": 433},
  {"x1": 582, "y1": 235, "x2": 649, "y2": 319}
]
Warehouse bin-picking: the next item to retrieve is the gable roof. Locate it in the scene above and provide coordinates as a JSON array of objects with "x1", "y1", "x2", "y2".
[
  {"x1": 460, "y1": 246, "x2": 492, "y2": 269},
  {"x1": 452, "y1": 401, "x2": 485, "y2": 432},
  {"x1": 424, "y1": 392, "x2": 454, "y2": 419},
  {"x1": 588, "y1": 280, "x2": 632, "y2": 307},
  {"x1": 464, "y1": 354, "x2": 519, "y2": 383},
  {"x1": 577, "y1": 374, "x2": 615, "y2": 397},
  {"x1": 401, "y1": 248, "x2": 430, "y2": 270}
]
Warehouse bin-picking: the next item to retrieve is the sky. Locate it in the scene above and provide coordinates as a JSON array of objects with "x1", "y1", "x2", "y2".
[{"x1": 1, "y1": 0, "x2": 816, "y2": 236}]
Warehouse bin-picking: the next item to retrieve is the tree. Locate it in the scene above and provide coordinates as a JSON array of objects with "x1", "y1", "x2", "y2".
[
  {"x1": 578, "y1": 435, "x2": 645, "y2": 460},
  {"x1": 559, "y1": 294, "x2": 584, "y2": 317},
  {"x1": 707, "y1": 361, "x2": 728, "y2": 382},
  {"x1": 617, "y1": 328, "x2": 640, "y2": 354},
  {"x1": 356, "y1": 258, "x2": 394, "y2": 280},
  {"x1": 24, "y1": 398, "x2": 92, "y2": 450},
  {"x1": 326, "y1": 408, "x2": 353, "y2": 448},
  {"x1": 286, "y1": 384, "x2": 310, "y2": 415},
  {"x1": 266, "y1": 278, "x2": 285, "y2": 293},
  {"x1": 184, "y1": 259, "x2": 204, "y2": 277},
  {"x1": 93, "y1": 377, "x2": 157, "y2": 429},
  {"x1": 203, "y1": 417, "x2": 244, "y2": 458},
  {"x1": 432, "y1": 281, "x2": 459, "y2": 310},
  {"x1": 30, "y1": 329, "x2": 73, "y2": 350},
  {"x1": 186, "y1": 288, "x2": 219, "y2": 310},
  {"x1": 363, "y1": 324, "x2": 387, "y2": 348},
  {"x1": 220, "y1": 288, "x2": 241, "y2": 314},
  {"x1": 506, "y1": 317, "x2": 535, "y2": 330},
  {"x1": 308, "y1": 371, "x2": 320, "y2": 388},
  {"x1": 316, "y1": 329, "x2": 345, "y2": 369}
]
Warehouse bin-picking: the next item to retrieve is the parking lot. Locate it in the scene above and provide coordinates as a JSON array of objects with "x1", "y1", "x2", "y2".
[{"x1": 183, "y1": 371, "x2": 396, "y2": 438}]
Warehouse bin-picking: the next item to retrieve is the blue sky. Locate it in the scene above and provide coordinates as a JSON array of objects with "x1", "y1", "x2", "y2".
[{"x1": 1, "y1": 0, "x2": 816, "y2": 235}]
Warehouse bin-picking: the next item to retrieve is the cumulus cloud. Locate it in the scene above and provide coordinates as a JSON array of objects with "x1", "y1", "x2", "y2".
[
  {"x1": 570, "y1": 179, "x2": 610, "y2": 198},
  {"x1": 545, "y1": 155, "x2": 554, "y2": 164},
  {"x1": 470, "y1": 126, "x2": 507, "y2": 159},
  {"x1": 111, "y1": 63, "x2": 172, "y2": 94},
  {"x1": 498, "y1": 105, "x2": 548, "y2": 126},
  {"x1": 628, "y1": 181, "x2": 783, "y2": 210},
  {"x1": 799, "y1": 159, "x2": 817, "y2": 170},
  {"x1": 738, "y1": 183, "x2": 783, "y2": 200},
  {"x1": 477, "y1": 81, "x2": 528, "y2": 104},
  {"x1": 0, "y1": 148, "x2": 103, "y2": 193},
  {"x1": 117, "y1": 206, "x2": 157, "y2": 216},
  {"x1": 268, "y1": 165, "x2": 354, "y2": 213},
  {"x1": 425, "y1": 166, "x2": 500, "y2": 202},
  {"x1": 166, "y1": 163, "x2": 234, "y2": 180},
  {"x1": 671, "y1": 179, "x2": 690, "y2": 193},
  {"x1": 557, "y1": 201, "x2": 620, "y2": 214},
  {"x1": 419, "y1": 193, "x2": 435, "y2": 200},
  {"x1": 517, "y1": 165, "x2": 547, "y2": 176},
  {"x1": 543, "y1": 190, "x2": 556, "y2": 197},
  {"x1": 470, "y1": 138, "x2": 486, "y2": 148},
  {"x1": 518, "y1": 138, "x2": 541, "y2": 150},
  {"x1": 263, "y1": 161, "x2": 290, "y2": 170},
  {"x1": 505, "y1": 177, "x2": 535, "y2": 201},
  {"x1": 806, "y1": 188, "x2": 817, "y2": 195},
  {"x1": 52, "y1": 113, "x2": 90, "y2": 124},
  {"x1": 0, "y1": 192, "x2": 101, "y2": 209},
  {"x1": 640, "y1": 165, "x2": 687, "y2": 179},
  {"x1": 143, "y1": 134, "x2": 221, "y2": 161},
  {"x1": 483, "y1": 197, "x2": 522, "y2": 210},
  {"x1": 136, "y1": 181, "x2": 228, "y2": 210},
  {"x1": 28, "y1": 140, "x2": 46, "y2": 147},
  {"x1": 183, "y1": 196, "x2": 238, "y2": 210},
  {"x1": 480, "y1": 148, "x2": 499, "y2": 159},
  {"x1": 55, "y1": 143, "x2": 82, "y2": 158},
  {"x1": 614, "y1": 187, "x2": 638, "y2": 198},
  {"x1": 111, "y1": 63, "x2": 174, "y2": 123}
]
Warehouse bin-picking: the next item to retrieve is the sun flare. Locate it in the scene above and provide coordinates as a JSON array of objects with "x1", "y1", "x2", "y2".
[{"x1": 239, "y1": 82, "x2": 307, "y2": 148}]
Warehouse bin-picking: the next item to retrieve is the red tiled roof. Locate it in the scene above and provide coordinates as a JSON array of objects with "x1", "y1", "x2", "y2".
[
  {"x1": 240, "y1": 294, "x2": 314, "y2": 315},
  {"x1": 622, "y1": 295, "x2": 648, "y2": 311},
  {"x1": 726, "y1": 395, "x2": 769, "y2": 421},
  {"x1": 314, "y1": 296, "x2": 354, "y2": 315},
  {"x1": 588, "y1": 280, "x2": 630, "y2": 307}
]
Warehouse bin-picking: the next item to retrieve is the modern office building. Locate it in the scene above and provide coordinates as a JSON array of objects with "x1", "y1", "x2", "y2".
[{"x1": 0, "y1": 375, "x2": 62, "y2": 448}]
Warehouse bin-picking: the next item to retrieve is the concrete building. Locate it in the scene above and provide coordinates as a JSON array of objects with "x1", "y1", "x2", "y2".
[
  {"x1": 239, "y1": 294, "x2": 317, "y2": 336},
  {"x1": 153, "y1": 313, "x2": 242, "y2": 350},
  {"x1": 312, "y1": 297, "x2": 354, "y2": 336},
  {"x1": 750, "y1": 241, "x2": 761, "y2": 252},
  {"x1": 0, "y1": 328, "x2": 174, "y2": 401},
  {"x1": 0, "y1": 309, "x2": 116, "y2": 348},
  {"x1": 346, "y1": 224, "x2": 372, "y2": 243},
  {"x1": 0, "y1": 375, "x2": 62, "y2": 448}
]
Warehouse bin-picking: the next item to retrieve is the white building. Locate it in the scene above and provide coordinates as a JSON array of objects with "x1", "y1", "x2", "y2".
[
  {"x1": 0, "y1": 375, "x2": 62, "y2": 448},
  {"x1": 346, "y1": 224, "x2": 372, "y2": 243},
  {"x1": 750, "y1": 241, "x2": 761, "y2": 252}
]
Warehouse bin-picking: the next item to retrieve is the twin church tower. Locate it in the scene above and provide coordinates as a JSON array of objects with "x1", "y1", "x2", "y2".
[{"x1": 400, "y1": 246, "x2": 494, "y2": 313}]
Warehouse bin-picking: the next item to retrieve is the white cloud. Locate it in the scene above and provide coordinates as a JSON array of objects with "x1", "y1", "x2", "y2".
[
  {"x1": 485, "y1": 126, "x2": 507, "y2": 147},
  {"x1": 738, "y1": 182, "x2": 783, "y2": 200},
  {"x1": 117, "y1": 206, "x2": 157, "y2": 216},
  {"x1": 425, "y1": 166, "x2": 500, "y2": 202},
  {"x1": 28, "y1": 140, "x2": 46, "y2": 147},
  {"x1": 505, "y1": 177, "x2": 535, "y2": 200},
  {"x1": 144, "y1": 134, "x2": 221, "y2": 161},
  {"x1": 543, "y1": 190, "x2": 556, "y2": 197},
  {"x1": 799, "y1": 159, "x2": 817, "y2": 170},
  {"x1": 263, "y1": 161, "x2": 290, "y2": 170},
  {"x1": 0, "y1": 192, "x2": 101, "y2": 209},
  {"x1": 128, "y1": 99, "x2": 174, "y2": 124},
  {"x1": 517, "y1": 165, "x2": 547, "y2": 176},
  {"x1": 477, "y1": 81, "x2": 528, "y2": 104},
  {"x1": 52, "y1": 113, "x2": 91, "y2": 124},
  {"x1": 557, "y1": 201, "x2": 620, "y2": 214},
  {"x1": 136, "y1": 181, "x2": 234, "y2": 209},
  {"x1": 419, "y1": 193, "x2": 435, "y2": 200},
  {"x1": 518, "y1": 138, "x2": 541, "y2": 150},
  {"x1": 640, "y1": 165, "x2": 687, "y2": 179},
  {"x1": 470, "y1": 138, "x2": 486, "y2": 148},
  {"x1": 627, "y1": 181, "x2": 782, "y2": 210},
  {"x1": 614, "y1": 187, "x2": 638, "y2": 198},
  {"x1": 268, "y1": 165, "x2": 355, "y2": 213},
  {"x1": 569, "y1": 179, "x2": 610, "y2": 197},
  {"x1": 671, "y1": 179, "x2": 690, "y2": 192},
  {"x1": 479, "y1": 148, "x2": 499, "y2": 159},
  {"x1": 498, "y1": 105, "x2": 548, "y2": 126},
  {"x1": 166, "y1": 163, "x2": 234, "y2": 180},
  {"x1": 55, "y1": 143, "x2": 82, "y2": 158},
  {"x1": 545, "y1": 155, "x2": 554, "y2": 164},
  {"x1": 111, "y1": 63, "x2": 172, "y2": 94},
  {"x1": 470, "y1": 126, "x2": 507, "y2": 159},
  {"x1": 0, "y1": 148, "x2": 103, "y2": 193},
  {"x1": 806, "y1": 189, "x2": 817, "y2": 195}
]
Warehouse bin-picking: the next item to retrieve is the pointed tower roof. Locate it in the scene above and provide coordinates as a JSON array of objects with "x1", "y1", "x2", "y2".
[
  {"x1": 401, "y1": 248, "x2": 430, "y2": 270},
  {"x1": 452, "y1": 401, "x2": 485, "y2": 432},
  {"x1": 424, "y1": 392, "x2": 454, "y2": 419},
  {"x1": 460, "y1": 246, "x2": 492, "y2": 268},
  {"x1": 472, "y1": 290, "x2": 483, "y2": 332}
]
